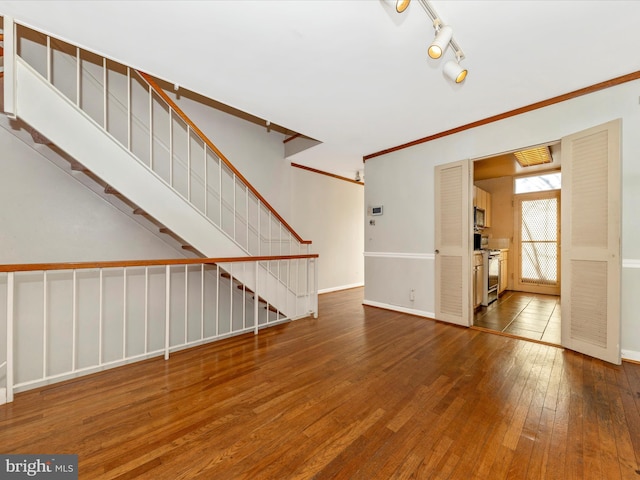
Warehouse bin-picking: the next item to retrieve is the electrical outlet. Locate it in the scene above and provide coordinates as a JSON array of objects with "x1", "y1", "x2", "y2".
[{"x1": 410, "y1": 289, "x2": 415, "y2": 301}]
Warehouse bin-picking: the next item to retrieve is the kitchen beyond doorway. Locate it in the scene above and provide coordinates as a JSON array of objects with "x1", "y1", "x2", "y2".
[{"x1": 473, "y1": 291, "x2": 560, "y2": 344}]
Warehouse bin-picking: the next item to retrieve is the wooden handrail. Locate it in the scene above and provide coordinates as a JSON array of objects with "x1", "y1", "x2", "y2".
[
  {"x1": 292, "y1": 163, "x2": 364, "y2": 186},
  {"x1": 0, "y1": 254, "x2": 319, "y2": 273},
  {"x1": 137, "y1": 72, "x2": 311, "y2": 245}
]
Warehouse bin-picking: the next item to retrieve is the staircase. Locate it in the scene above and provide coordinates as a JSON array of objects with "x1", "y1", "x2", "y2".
[{"x1": 2, "y1": 19, "x2": 312, "y2": 318}]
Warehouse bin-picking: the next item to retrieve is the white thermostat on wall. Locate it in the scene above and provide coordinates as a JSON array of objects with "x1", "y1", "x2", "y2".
[{"x1": 369, "y1": 206, "x2": 383, "y2": 216}]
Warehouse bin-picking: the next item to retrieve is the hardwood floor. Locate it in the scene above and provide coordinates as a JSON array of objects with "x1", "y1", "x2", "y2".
[
  {"x1": 474, "y1": 291, "x2": 561, "y2": 344},
  {"x1": 1, "y1": 287, "x2": 639, "y2": 479}
]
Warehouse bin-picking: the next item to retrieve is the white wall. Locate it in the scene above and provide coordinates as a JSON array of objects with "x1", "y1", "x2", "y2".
[
  {"x1": 364, "y1": 79, "x2": 640, "y2": 359},
  {"x1": 169, "y1": 92, "x2": 293, "y2": 224},
  {"x1": 169, "y1": 89, "x2": 365, "y2": 292},
  {"x1": 291, "y1": 168, "x2": 364, "y2": 292},
  {"x1": 0, "y1": 124, "x2": 187, "y2": 264}
]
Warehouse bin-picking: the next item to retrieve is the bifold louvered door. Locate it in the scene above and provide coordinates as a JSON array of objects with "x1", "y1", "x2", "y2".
[
  {"x1": 561, "y1": 120, "x2": 621, "y2": 364},
  {"x1": 435, "y1": 160, "x2": 470, "y2": 326}
]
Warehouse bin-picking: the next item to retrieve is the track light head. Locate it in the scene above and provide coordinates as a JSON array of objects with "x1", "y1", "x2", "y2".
[
  {"x1": 396, "y1": 0, "x2": 410, "y2": 13},
  {"x1": 385, "y1": 0, "x2": 410, "y2": 13},
  {"x1": 443, "y1": 59, "x2": 467, "y2": 83},
  {"x1": 428, "y1": 24, "x2": 453, "y2": 59}
]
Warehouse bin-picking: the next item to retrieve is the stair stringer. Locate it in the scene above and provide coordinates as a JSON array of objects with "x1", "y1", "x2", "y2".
[{"x1": 16, "y1": 57, "x2": 244, "y2": 258}]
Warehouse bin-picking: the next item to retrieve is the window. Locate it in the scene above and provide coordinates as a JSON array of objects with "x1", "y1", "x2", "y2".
[{"x1": 514, "y1": 172, "x2": 561, "y2": 194}]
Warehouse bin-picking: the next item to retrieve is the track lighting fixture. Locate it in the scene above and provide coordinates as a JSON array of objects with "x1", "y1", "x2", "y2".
[
  {"x1": 388, "y1": 0, "x2": 468, "y2": 84},
  {"x1": 395, "y1": 0, "x2": 410, "y2": 13},
  {"x1": 428, "y1": 23, "x2": 452, "y2": 59},
  {"x1": 443, "y1": 54, "x2": 467, "y2": 83},
  {"x1": 383, "y1": 0, "x2": 411, "y2": 13}
]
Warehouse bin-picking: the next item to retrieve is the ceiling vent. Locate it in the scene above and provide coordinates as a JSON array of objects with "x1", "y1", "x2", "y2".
[{"x1": 514, "y1": 146, "x2": 553, "y2": 167}]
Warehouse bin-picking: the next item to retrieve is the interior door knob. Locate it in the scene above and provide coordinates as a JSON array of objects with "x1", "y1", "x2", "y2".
[{"x1": 435, "y1": 249, "x2": 440, "y2": 254}]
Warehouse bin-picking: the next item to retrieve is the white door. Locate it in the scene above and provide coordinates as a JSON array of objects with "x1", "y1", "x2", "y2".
[
  {"x1": 514, "y1": 190, "x2": 561, "y2": 296},
  {"x1": 435, "y1": 159, "x2": 471, "y2": 326},
  {"x1": 561, "y1": 119, "x2": 621, "y2": 364}
]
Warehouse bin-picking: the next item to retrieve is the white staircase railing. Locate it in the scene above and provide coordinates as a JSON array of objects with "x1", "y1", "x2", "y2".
[
  {"x1": 3, "y1": 19, "x2": 313, "y2": 320},
  {"x1": 6, "y1": 20, "x2": 311, "y2": 259},
  {"x1": 0, "y1": 254, "x2": 319, "y2": 404}
]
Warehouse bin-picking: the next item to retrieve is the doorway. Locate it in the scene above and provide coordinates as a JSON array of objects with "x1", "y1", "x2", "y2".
[
  {"x1": 471, "y1": 147, "x2": 562, "y2": 344},
  {"x1": 434, "y1": 120, "x2": 621, "y2": 363},
  {"x1": 514, "y1": 184, "x2": 561, "y2": 296}
]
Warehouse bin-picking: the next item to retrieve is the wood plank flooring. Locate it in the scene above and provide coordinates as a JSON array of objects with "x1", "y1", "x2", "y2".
[
  {"x1": 1, "y1": 287, "x2": 639, "y2": 479},
  {"x1": 474, "y1": 291, "x2": 561, "y2": 344}
]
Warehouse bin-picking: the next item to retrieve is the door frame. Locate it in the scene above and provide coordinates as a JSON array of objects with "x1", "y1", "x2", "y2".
[
  {"x1": 466, "y1": 121, "x2": 621, "y2": 364},
  {"x1": 513, "y1": 189, "x2": 561, "y2": 296}
]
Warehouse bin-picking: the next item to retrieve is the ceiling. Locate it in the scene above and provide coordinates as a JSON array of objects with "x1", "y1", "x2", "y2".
[{"x1": 2, "y1": 0, "x2": 640, "y2": 179}]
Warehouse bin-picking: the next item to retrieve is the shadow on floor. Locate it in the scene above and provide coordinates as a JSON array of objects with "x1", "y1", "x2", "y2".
[{"x1": 474, "y1": 290, "x2": 560, "y2": 344}]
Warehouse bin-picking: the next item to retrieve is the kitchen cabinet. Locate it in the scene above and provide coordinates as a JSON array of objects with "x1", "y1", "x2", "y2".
[
  {"x1": 498, "y1": 250, "x2": 508, "y2": 294},
  {"x1": 473, "y1": 252, "x2": 484, "y2": 308},
  {"x1": 485, "y1": 191, "x2": 491, "y2": 227},
  {"x1": 473, "y1": 186, "x2": 492, "y2": 227}
]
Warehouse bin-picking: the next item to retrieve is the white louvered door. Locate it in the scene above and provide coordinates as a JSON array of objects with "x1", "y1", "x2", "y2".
[
  {"x1": 561, "y1": 120, "x2": 621, "y2": 364},
  {"x1": 435, "y1": 160, "x2": 470, "y2": 326}
]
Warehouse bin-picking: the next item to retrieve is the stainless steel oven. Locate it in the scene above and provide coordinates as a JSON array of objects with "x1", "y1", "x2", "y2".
[{"x1": 482, "y1": 250, "x2": 500, "y2": 306}]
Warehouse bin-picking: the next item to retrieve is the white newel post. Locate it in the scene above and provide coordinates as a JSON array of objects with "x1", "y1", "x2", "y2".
[
  {"x1": 314, "y1": 258, "x2": 319, "y2": 318},
  {"x1": 3, "y1": 16, "x2": 16, "y2": 119},
  {"x1": 254, "y1": 262, "x2": 259, "y2": 335},
  {"x1": 6, "y1": 272, "x2": 15, "y2": 403},
  {"x1": 306, "y1": 258, "x2": 311, "y2": 316},
  {"x1": 165, "y1": 265, "x2": 171, "y2": 360}
]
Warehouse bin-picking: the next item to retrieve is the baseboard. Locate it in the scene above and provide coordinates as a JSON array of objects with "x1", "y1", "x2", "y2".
[
  {"x1": 363, "y1": 303, "x2": 640, "y2": 362},
  {"x1": 319, "y1": 282, "x2": 364, "y2": 294},
  {"x1": 622, "y1": 349, "x2": 640, "y2": 363},
  {"x1": 362, "y1": 299, "x2": 435, "y2": 319},
  {"x1": 358, "y1": 307, "x2": 640, "y2": 363},
  {"x1": 0, "y1": 387, "x2": 6, "y2": 405}
]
